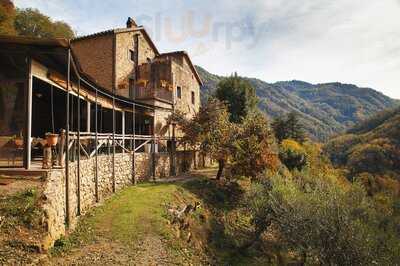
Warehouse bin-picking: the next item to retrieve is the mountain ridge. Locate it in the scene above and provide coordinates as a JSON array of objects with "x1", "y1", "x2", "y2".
[{"x1": 196, "y1": 65, "x2": 399, "y2": 141}]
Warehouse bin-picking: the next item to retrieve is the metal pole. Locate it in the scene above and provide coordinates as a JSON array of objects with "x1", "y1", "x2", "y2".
[
  {"x1": 25, "y1": 56, "x2": 32, "y2": 169},
  {"x1": 122, "y1": 111, "x2": 125, "y2": 154},
  {"x1": 77, "y1": 79, "x2": 81, "y2": 216},
  {"x1": 132, "y1": 103, "x2": 136, "y2": 185},
  {"x1": 95, "y1": 88, "x2": 99, "y2": 202},
  {"x1": 171, "y1": 123, "x2": 176, "y2": 176},
  {"x1": 86, "y1": 102, "x2": 91, "y2": 132},
  {"x1": 152, "y1": 115, "x2": 156, "y2": 181},
  {"x1": 112, "y1": 94, "x2": 116, "y2": 193},
  {"x1": 65, "y1": 48, "x2": 71, "y2": 226}
]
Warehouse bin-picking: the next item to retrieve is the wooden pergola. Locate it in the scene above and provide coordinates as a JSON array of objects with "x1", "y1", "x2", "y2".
[{"x1": 0, "y1": 36, "x2": 179, "y2": 224}]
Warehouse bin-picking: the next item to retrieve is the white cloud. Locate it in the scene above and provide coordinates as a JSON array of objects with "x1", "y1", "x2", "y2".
[{"x1": 13, "y1": 0, "x2": 400, "y2": 99}]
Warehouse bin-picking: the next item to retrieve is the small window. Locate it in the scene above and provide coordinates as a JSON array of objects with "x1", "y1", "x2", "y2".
[
  {"x1": 191, "y1": 91, "x2": 195, "y2": 105},
  {"x1": 177, "y1": 86, "x2": 182, "y2": 99},
  {"x1": 129, "y1": 49, "x2": 135, "y2": 61}
]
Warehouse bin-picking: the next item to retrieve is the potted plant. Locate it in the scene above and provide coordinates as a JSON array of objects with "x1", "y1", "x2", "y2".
[
  {"x1": 14, "y1": 132, "x2": 23, "y2": 147},
  {"x1": 45, "y1": 133, "x2": 59, "y2": 146}
]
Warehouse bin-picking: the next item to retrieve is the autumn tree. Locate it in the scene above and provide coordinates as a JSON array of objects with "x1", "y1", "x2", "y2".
[
  {"x1": 272, "y1": 112, "x2": 306, "y2": 143},
  {"x1": 14, "y1": 8, "x2": 74, "y2": 38},
  {"x1": 169, "y1": 99, "x2": 236, "y2": 180},
  {"x1": 0, "y1": 0, "x2": 16, "y2": 35},
  {"x1": 279, "y1": 139, "x2": 308, "y2": 171},
  {"x1": 215, "y1": 73, "x2": 258, "y2": 123},
  {"x1": 230, "y1": 112, "x2": 278, "y2": 180}
]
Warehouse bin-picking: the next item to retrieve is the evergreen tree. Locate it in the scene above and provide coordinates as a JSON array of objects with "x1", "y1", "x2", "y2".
[
  {"x1": 272, "y1": 112, "x2": 306, "y2": 143},
  {"x1": 215, "y1": 73, "x2": 258, "y2": 123}
]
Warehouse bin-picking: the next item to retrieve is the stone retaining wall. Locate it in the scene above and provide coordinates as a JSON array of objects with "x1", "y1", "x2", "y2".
[{"x1": 39, "y1": 151, "x2": 209, "y2": 250}]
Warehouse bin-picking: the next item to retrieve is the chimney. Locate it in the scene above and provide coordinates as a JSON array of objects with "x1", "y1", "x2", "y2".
[{"x1": 126, "y1": 17, "x2": 137, "y2": 28}]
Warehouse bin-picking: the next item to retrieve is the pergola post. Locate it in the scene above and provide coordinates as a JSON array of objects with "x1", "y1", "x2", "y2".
[
  {"x1": 24, "y1": 56, "x2": 32, "y2": 169},
  {"x1": 112, "y1": 95, "x2": 116, "y2": 193},
  {"x1": 86, "y1": 102, "x2": 91, "y2": 132},
  {"x1": 152, "y1": 115, "x2": 156, "y2": 181},
  {"x1": 65, "y1": 48, "x2": 71, "y2": 226},
  {"x1": 171, "y1": 123, "x2": 177, "y2": 176},
  {"x1": 121, "y1": 111, "x2": 125, "y2": 153},
  {"x1": 95, "y1": 88, "x2": 99, "y2": 202},
  {"x1": 77, "y1": 79, "x2": 81, "y2": 216},
  {"x1": 132, "y1": 103, "x2": 136, "y2": 185}
]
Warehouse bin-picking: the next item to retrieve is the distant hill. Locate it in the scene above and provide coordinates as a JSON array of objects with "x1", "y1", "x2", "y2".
[
  {"x1": 324, "y1": 107, "x2": 400, "y2": 193},
  {"x1": 196, "y1": 66, "x2": 399, "y2": 141}
]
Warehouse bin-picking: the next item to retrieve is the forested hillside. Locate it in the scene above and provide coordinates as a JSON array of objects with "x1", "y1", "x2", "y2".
[
  {"x1": 196, "y1": 66, "x2": 398, "y2": 141},
  {"x1": 325, "y1": 106, "x2": 400, "y2": 194}
]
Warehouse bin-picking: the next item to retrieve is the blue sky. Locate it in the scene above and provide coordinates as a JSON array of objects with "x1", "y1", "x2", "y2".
[{"x1": 14, "y1": 0, "x2": 400, "y2": 99}]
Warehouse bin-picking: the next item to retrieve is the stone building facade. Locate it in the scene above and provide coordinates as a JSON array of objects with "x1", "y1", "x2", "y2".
[{"x1": 71, "y1": 17, "x2": 202, "y2": 138}]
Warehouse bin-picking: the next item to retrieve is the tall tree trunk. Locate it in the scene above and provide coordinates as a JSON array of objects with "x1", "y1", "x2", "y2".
[{"x1": 216, "y1": 159, "x2": 224, "y2": 180}]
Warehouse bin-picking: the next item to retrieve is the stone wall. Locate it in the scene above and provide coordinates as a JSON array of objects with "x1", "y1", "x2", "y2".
[
  {"x1": 39, "y1": 150, "x2": 209, "y2": 250},
  {"x1": 172, "y1": 55, "x2": 201, "y2": 120}
]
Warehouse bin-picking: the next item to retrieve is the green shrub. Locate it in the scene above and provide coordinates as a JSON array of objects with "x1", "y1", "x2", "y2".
[{"x1": 245, "y1": 174, "x2": 400, "y2": 265}]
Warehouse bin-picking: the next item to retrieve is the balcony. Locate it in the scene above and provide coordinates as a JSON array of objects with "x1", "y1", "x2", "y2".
[
  {"x1": 133, "y1": 62, "x2": 173, "y2": 103},
  {"x1": 134, "y1": 86, "x2": 173, "y2": 103}
]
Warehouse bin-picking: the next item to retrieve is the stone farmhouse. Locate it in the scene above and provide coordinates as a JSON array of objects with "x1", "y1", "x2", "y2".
[{"x1": 0, "y1": 17, "x2": 206, "y2": 248}]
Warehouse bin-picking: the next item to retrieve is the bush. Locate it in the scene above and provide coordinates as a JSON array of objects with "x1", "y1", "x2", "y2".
[
  {"x1": 279, "y1": 139, "x2": 308, "y2": 171},
  {"x1": 245, "y1": 174, "x2": 400, "y2": 265}
]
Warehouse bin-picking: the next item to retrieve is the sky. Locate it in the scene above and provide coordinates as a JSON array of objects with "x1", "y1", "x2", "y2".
[{"x1": 14, "y1": 0, "x2": 400, "y2": 99}]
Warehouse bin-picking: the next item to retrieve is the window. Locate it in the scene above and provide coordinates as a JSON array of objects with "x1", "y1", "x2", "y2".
[
  {"x1": 129, "y1": 49, "x2": 135, "y2": 62},
  {"x1": 176, "y1": 86, "x2": 182, "y2": 99},
  {"x1": 191, "y1": 91, "x2": 195, "y2": 105}
]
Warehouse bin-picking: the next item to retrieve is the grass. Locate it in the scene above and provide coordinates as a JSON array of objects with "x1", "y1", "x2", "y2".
[
  {"x1": 0, "y1": 188, "x2": 43, "y2": 230},
  {"x1": 51, "y1": 182, "x2": 193, "y2": 254},
  {"x1": 93, "y1": 183, "x2": 177, "y2": 242},
  {"x1": 50, "y1": 176, "x2": 274, "y2": 265}
]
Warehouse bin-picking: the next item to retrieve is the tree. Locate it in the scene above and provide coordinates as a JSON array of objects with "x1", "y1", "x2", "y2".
[
  {"x1": 169, "y1": 99, "x2": 236, "y2": 180},
  {"x1": 215, "y1": 73, "x2": 258, "y2": 123},
  {"x1": 0, "y1": 0, "x2": 16, "y2": 35},
  {"x1": 230, "y1": 112, "x2": 279, "y2": 180},
  {"x1": 272, "y1": 112, "x2": 306, "y2": 143},
  {"x1": 14, "y1": 8, "x2": 74, "y2": 38}
]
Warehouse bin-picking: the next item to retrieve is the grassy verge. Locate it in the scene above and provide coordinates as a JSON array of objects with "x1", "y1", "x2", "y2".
[
  {"x1": 50, "y1": 181, "x2": 209, "y2": 264},
  {"x1": 50, "y1": 176, "x2": 276, "y2": 265}
]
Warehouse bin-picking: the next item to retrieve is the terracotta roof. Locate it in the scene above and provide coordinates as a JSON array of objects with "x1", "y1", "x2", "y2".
[
  {"x1": 71, "y1": 27, "x2": 160, "y2": 55},
  {"x1": 156, "y1": 51, "x2": 203, "y2": 86},
  {"x1": 0, "y1": 35, "x2": 69, "y2": 48}
]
